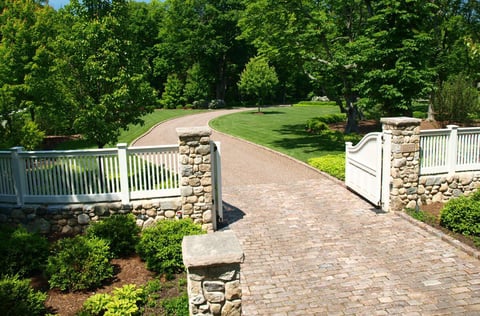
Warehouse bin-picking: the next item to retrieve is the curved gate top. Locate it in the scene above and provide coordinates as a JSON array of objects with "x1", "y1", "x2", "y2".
[{"x1": 345, "y1": 132, "x2": 383, "y2": 207}]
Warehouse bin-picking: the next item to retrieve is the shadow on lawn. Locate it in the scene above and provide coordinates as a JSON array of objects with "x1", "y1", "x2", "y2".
[{"x1": 272, "y1": 123, "x2": 346, "y2": 153}]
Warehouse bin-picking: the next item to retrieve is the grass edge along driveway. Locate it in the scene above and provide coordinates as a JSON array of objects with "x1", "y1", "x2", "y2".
[{"x1": 209, "y1": 105, "x2": 344, "y2": 164}]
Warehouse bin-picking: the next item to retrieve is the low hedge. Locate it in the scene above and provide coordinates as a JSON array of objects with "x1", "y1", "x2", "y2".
[{"x1": 308, "y1": 154, "x2": 346, "y2": 180}]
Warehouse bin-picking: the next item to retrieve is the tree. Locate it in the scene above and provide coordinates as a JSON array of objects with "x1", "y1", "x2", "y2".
[
  {"x1": 57, "y1": 0, "x2": 156, "y2": 148},
  {"x1": 160, "y1": 74, "x2": 185, "y2": 109},
  {"x1": 0, "y1": 0, "x2": 51, "y2": 149},
  {"x1": 154, "y1": 0, "x2": 249, "y2": 103},
  {"x1": 354, "y1": 0, "x2": 437, "y2": 117},
  {"x1": 238, "y1": 56, "x2": 279, "y2": 112}
]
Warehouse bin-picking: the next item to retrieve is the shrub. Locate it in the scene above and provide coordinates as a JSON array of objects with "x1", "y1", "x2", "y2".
[
  {"x1": 86, "y1": 214, "x2": 140, "y2": 258},
  {"x1": 0, "y1": 225, "x2": 49, "y2": 277},
  {"x1": 433, "y1": 73, "x2": 480, "y2": 123},
  {"x1": 440, "y1": 193, "x2": 480, "y2": 236},
  {"x1": 306, "y1": 114, "x2": 346, "y2": 134},
  {"x1": 80, "y1": 284, "x2": 145, "y2": 316},
  {"x1": 161, "y1": 293, "x2": 189, "y2": 316},
  {"x1": 136, "y1": 219, "x2": 204, "y2": 275},
  {"x1": 208, "y1": 99, "x2": 226, "y2": 109},
  {"x1": 0, "y1": 275, "x2": 47, "y2": 316},
  {"x1": 46, "y1": 235, "x2": 114, "y2": 291},
  {"x1": 308, "y1": 154, "x2": 346, "y2": 180}
]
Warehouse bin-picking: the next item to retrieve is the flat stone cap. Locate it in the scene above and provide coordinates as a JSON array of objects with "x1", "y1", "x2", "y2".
[
  {"x1": 176, "y1": 126, "x2": 212, "y2": 138},
  {"x1": 380, "y1": 117, "x2": 421, "y2": 126},
  {"x1": 182, "y1": 231, "x2": 244, "y2": 268}
]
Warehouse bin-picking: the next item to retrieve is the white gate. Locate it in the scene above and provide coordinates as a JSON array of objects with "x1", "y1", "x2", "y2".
[
  {"x1": 345, "y1": 133, "x2": 383, "y2": 206},
  {"x1": 211, "y1": 141, "x2": 223, "y2": 230}
]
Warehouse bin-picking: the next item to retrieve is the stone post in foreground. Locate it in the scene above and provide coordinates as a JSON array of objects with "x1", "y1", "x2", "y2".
[{"x1": 182, "y1": 231, "x2": 244, "y2": 316}]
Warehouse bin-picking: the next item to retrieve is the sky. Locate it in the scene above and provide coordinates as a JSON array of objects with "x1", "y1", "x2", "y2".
[{"x1": 47, "y1": 0, "x2": 150, "y2": 10}]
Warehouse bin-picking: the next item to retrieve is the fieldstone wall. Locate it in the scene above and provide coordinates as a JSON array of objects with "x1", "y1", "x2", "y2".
[
  {"x1": 0, "y1": 197, "x2": 181, "y2": 234},
  {"x1": 177, "y1": 127, "x2": 214, "y2": 231},
  {"x1": 418, "y1": 173, "x2": 480, "y2": 205},
  {"x1": 182, "y1": 231, "x2": 244, "y2": 316},
  {"x1": 381, "y1": 117, "x2": 479, "y2": 211},
  {"x1": 381, "y1": 117, "x2": 422, "y2": 212}
]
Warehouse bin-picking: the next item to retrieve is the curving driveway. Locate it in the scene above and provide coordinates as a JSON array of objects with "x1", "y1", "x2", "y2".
[{"x1": 134, "y1": 110, "x2": 480, "y2": 315}]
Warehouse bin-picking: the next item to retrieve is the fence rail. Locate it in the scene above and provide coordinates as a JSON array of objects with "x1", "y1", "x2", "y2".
[
  {"x1": 420, "y1": 125, "x2": 480, "y2": 175},
  {"x1": 0, "y1": 143, "x2": 180, "y2": 205}
]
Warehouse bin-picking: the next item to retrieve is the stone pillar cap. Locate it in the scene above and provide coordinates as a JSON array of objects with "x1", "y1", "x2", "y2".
[
  {"x1": 176, "y1": 126, "x2": 212, "y2": 138},
  {"x1": 380, "y1": 117, "x2": 421, "y2": 126},
  {"x1": 182, "y1": 230, "x2": 244, "y2": 268}
]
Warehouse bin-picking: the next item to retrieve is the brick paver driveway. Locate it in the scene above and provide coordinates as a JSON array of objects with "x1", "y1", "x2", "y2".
[{"x1": 135, "y1": 110, "x2": 480, "y2": 315}]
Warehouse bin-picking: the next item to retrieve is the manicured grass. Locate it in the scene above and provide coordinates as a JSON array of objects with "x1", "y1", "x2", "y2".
[
  {"x1": 209, "y1": 105, "x2": 344, "y2": 163},
  {"x1": 56, "y1": 109, "x2": 205, "y2": 149},
  {"x1": 115, "y1": 109, "x2": 206, "y2": 145}
]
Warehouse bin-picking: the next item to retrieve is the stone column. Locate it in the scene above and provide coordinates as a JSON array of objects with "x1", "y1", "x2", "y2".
[
  {"x1": 182, "y1": 231, "x2": 244, "y2": 316},
  {"x1": 381, "y1": 117, "x2": 422, "y2": 212},
  {"x1": 177, "y1": 126, "x2": 213, "y2": 231}
]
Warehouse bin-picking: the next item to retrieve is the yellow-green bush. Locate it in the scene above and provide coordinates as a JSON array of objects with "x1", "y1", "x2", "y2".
[{"x1": 308, "y1": 154, "x2": 345, "y2": 180}]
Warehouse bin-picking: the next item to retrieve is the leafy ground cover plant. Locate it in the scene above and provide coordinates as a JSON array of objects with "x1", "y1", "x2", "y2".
[
  {"x1": 0, "y1": 225, "x2": 49, "y2": 278},
  {"x1": 136, "y1": 219, "x2": 204, "y2": 276},
  {"x1": 0, "y1": 275, "x2": 47, "y2": 316},
  {"x1": 79, "y1": 284, "x2": 145, "y2": 316},
  {"x1": 86, "y1": 214, "x2": 140, "y2": 258},
  {"x1": 308, "y1": 154, "x2": 346, "y2": 180},
  {"x1": 46, "y1": 235, "x2": 114, "y2": 291}
]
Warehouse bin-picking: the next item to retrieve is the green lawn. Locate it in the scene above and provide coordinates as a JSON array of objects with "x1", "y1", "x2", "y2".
[
  {"x1": 115, "y1": 109, "x2": 206, "y2": 145},
  {"x1": 209, "y1": 105, "x2": 345, "y2": 163}
]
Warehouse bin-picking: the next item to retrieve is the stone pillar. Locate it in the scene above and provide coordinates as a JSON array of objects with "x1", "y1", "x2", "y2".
[
  {"x1": 177, "y1": 126, "x2": 213, "y2": 231},
  {"x1": 381, "y1": 117, "x2": 422, "y2": 212},
  {"x1": 182, "y1": 231, "x2": 244, "y2": 316}
]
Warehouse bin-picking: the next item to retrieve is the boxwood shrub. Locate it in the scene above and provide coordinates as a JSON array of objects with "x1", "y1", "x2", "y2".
[
  {"x1": 0, "y1": 225, "x2": 49, "y2": 277},
  {"x1": 0, "y1": 275, "x2": 47, "y2": 316},
  {"x1": 46, "y1": 235, "x2": 114, "y2": 291},
  {"x1": 86, "y1": 214, "x2": 140, "y2": 258},
  {"x1": 136, "y1": 219, "x2": 204, "y2": 275},
  {"x1": 440, "y1": 191, "x2": 480, "y2": 236}
]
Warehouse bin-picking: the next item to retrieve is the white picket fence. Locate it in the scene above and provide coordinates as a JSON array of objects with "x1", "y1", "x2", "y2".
[
  {"x1": 420, "y1": 125, "x2": 480, "y2": 175},
  {"x1": 0, "y1": 143, "x2": 180, "y2": 205}
]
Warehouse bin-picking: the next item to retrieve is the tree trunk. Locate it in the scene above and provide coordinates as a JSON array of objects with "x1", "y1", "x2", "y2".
[{"x1": 345, "y1": 100, "x2": 360, "y2": 134}]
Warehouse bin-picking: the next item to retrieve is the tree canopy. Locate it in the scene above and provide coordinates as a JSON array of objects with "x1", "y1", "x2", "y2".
[{"x1": 0, "y1": 0, "x2": 478, "y2": 148}]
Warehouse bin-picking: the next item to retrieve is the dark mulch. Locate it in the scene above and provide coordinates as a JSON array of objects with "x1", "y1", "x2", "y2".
[{"x1": 32, "y1": 255, "x2": 183, "y2": 316}]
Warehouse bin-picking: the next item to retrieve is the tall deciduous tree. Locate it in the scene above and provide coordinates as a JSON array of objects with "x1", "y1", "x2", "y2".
[
  {"x1": 238, "y1": 56, "x2": 279, "y2": 112},
  {"x1": 155, "y1": 0, "x2": 249, "y2": 104},
  {"x1": 355, "y1": 0, "x2": 437, "y2": 116},
  {"x1": 57, "y1": 0, "x2": 156, "y2": 148},
  {"x1": 0, "y1": 0, "x2": 49, "y2": 149}
]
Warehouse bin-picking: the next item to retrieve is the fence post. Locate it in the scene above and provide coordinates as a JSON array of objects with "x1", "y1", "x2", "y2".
[
  {"x1": 380, "y1": 117, "x2": 421, "y2": 212},
  {"x1": 117, "y1": 143, "x2": 130, "y2": 205},
  {"x1": 381, "y1": 130, "x2": 392, "y2": 212},
  {"x1": 11, "y1": 147, "x2": 26, "y2": 206},
  {"x1": 177, "y1": 126, "x2": 214, "y2": 231},
  {"x1": 447, "y1": 125, "x2": 458, "y2": 176}
]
